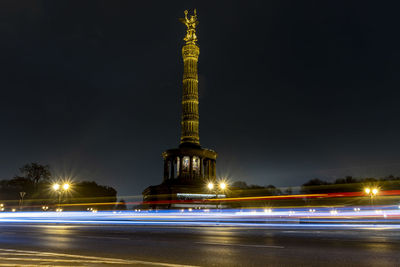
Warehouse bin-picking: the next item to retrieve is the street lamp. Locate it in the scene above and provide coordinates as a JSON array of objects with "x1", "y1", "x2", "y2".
[
  {"x1": 206, "y1": 181, "x2": 228, "y2": 209},
  {"x1": 52, "y1": 183, "x2": 60, "y2": 191},
  {"x1": 207, "y1": 182, "x2": 214, "y2": 190},
  {"x1": 364, "y1": 187, "x2": 379, "y2": 206},
  {"x1": 63, "y1": 183, "x2": 70, "y2": 190},
  {"x1": 52, "y1": 182, "x2": 71, "y2": 208},
  {"x1": 219, "y1": 182, "x2": 226, "y2": 190}
]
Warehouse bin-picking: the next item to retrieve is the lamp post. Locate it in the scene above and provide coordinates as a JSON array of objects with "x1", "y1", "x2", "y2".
[
  {"x1": 207, "y1": 181, "x2": 227, "y2": 209},
  {"x1": 52, "y1": 183, "x2": 61, "y2": 206},
  {"x1": 52, "y1": 182, "x2": 71, "y2": 209},
  {"x1": 364, "y1": 187, "x2": 379, "y2": 207}
]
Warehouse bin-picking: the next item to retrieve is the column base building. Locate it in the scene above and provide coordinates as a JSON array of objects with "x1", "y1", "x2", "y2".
[{"x1": 143, "y1": 144, "x2": 217, "y2": 209}]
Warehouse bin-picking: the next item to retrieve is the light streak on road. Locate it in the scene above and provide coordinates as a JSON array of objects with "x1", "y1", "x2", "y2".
[
  {"x1": 0, "y1": 206, "x2": 400, "y2": 228},
  {"x1": 0, "y1": 248, "x2": 194, "y2": 266},
  {"x1": 141, "y1": 189, "x2": 400, "y2": 206}
]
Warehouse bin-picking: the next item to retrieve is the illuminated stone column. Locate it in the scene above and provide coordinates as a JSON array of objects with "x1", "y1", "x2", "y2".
[
  {"x1": 170, "y1": 159, "x2": 174, "y2": 179},
  {"x1": 207, "y1": 159, "x2": 211, "y2": 179},
  {"x1": 212, "y1": 160, "x2": 216, "y2": 178},
  {"x1": 200, "y1": 158, "x2": 204, "y2": 178},
  {"x1": 180, "y1": 9, "x2": 200, "y2": 146},
  {"x1": 180, "y1": 44, "x2": 200, "y2": 145},
  {"x1": 189, "y1": 156, "x2": 193, "y2": 178},
  {"x1": 178, "y1": 156, "x2": 183, "y2": 178}
]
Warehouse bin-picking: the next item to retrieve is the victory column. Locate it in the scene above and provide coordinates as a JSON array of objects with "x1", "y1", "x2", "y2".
[{"x1": 143, "y1": 10, "x2": 218, "y2": 209}]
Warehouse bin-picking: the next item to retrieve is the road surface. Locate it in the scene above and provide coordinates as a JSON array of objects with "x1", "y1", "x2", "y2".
[{"x1": 0, "y1": 223, "x2": 399, "y2": 266}]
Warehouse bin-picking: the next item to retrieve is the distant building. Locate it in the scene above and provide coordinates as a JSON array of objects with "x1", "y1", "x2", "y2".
[{"x1": 142, "y1": 10, "x2": 218, "y2": 209}]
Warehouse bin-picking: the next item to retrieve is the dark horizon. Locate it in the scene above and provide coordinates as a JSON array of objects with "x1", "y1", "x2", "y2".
[{"x1": 1, "y1": 1, "x2": 400, "y2": 197}]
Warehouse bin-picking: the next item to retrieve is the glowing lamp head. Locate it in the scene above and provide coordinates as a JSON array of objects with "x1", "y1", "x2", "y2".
[
  {"x1": 207, "y1": 182, "x2": 214, "y2": 190},
  {"x1": 364, "y1": 188, "x2": 371, "y2": 194},
  {"x1": 219, "y1": 182, "x2": 227, "y2": 190},
  {"x1": 372, "y1": 188, "x2": 378, "y2": 195},
  {"x1": 63, "y1": 183, "x2": 70, "y2": 190},
  {"x1": 52, "y1": 183, "x2": 60, "y2": 191}
]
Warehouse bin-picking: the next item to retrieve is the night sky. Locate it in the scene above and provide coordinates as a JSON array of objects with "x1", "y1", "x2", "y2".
[{"x1": 1, "y1": 1, "x2": 400, "y2": 197}]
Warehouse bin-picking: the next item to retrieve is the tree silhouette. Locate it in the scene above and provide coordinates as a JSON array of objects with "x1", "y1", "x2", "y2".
[{"x1": 16, "y1": 163, "x2": 51, "y2": 184}]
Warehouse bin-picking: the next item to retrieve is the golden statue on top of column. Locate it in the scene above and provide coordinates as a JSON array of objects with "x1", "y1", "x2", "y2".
[{"x1": 179, "y1": 9, "x2": 199, "y2": 45}]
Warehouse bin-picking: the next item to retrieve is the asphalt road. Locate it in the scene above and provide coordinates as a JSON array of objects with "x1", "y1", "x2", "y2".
[{"x1": 0, "y1": 223, "x2": 399, "y2": 266}]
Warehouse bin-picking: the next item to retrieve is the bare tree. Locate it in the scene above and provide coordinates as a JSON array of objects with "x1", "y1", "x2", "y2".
[{"x1": 16, "y1": 163, "x2": 51, "y2": 184}]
